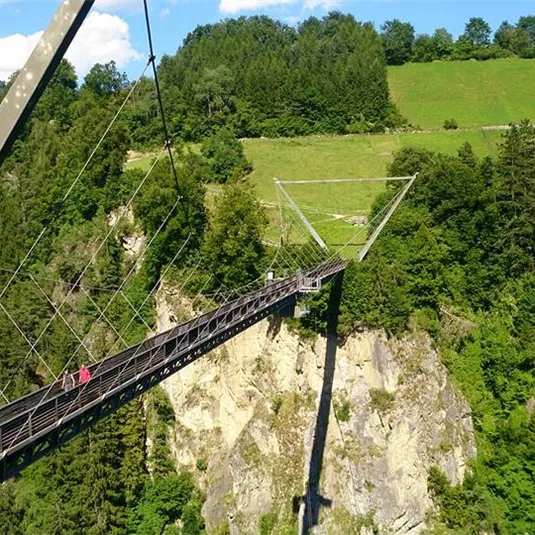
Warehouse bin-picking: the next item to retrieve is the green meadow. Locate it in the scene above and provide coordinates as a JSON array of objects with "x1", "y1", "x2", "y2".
[
  {"x1": 127, "y1": 128, "x2": 503, "y2": 251},
  {"x1": 244, "y1": 129, "x2": 501, "y2": 251},
  {"x1": 129, "y1": 56, "x2": 535, "y2": 250},
  {"x1": 388, "y1": 58, "x2": 535, "y2": 129},
  {"x1": 245, "y1": 129, "x2": 501, "y2": 203}
]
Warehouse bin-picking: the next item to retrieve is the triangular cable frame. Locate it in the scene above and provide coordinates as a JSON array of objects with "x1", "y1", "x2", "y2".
[{"x1": 274, "y1": 175, "x2": 417, "y2": 263}]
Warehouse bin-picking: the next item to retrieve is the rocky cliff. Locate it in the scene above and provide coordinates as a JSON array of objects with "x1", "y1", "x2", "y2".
[{"x1": 156, "y1": 288, "x2": 476, "y2": 535}]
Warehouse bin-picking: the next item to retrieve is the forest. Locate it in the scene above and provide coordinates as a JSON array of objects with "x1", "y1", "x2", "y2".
[
  {"x1": 0, "y1": 55, "x2": 265, "y2": 532},
  {"x1": 0, "y1": 8, "x2": 534, "y2": 535},
  {"x1": 126, "y1": 13, "x2": 400, "y2": 141},
  {"x1": 3, "y1": 13, "x2": 535, "y2": 142},
  {"x1": 335, "y1": 125, "x2": 535, "y2": 533},
  {"x1": 115, "y1": 12, "x2": 535, "y2": 143},
  {"x1": 381, "y1": 15, "x2": 535, "y2": 65}
]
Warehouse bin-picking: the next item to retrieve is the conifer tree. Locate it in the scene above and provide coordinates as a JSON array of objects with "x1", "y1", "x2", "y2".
[
  {"x1": 204, "y1": 178, "x2": 267, "y2": 292},
  {"x1": 458, "y1": 141, "x2": 478, "y2": 169}
]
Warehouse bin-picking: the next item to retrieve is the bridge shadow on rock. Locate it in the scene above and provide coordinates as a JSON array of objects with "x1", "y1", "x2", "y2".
[
  {"x1": 266, "y1": 314, "x2": 284, "y2": 339},
  {"x1": 293, "y1": 273, "x2": 344, "y2": 534}
]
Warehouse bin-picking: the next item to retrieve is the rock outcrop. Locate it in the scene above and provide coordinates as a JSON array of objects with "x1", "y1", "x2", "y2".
[{"x1": 158, "y1": 294, "x2": 476, "y2": 535}]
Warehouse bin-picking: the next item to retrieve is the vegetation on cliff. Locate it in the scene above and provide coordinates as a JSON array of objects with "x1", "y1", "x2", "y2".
[
  {"x1": 334, "y1": 123, "x2": 535, "y2": 533},
  {"x1": 0, "y1": 61, "x2": 210, "y2": 534}
]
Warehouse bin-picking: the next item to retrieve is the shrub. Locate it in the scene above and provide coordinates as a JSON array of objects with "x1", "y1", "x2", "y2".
[
  {"x1": 211, "y1": 523, "x2": 230, "y2": 535},
  {"x1": 200, "y1": 128, "x2": 252, "y2": 183},
  {"x1": 443, "y1": 119, "x2": 458, "y2": 130},
  {"x1": 196, "y1": 458, "x2": 208, "y2": 472},
  {"x1": 271, "y1": 395, "x2": 283, "y2": 415},
  {"x1": 152, "y1": 386, "x2": 175, "y2": 425},
  {"x1": 127, "y1": 473, "x2": 196, "y2": 534},
  {"x1": 334, "y1": 396, "x2": 352, "y2": 422},
  {"x1": 345, "y1": 117, "x2": 374, "y2": 135},
  {"x1": 181, "y1": 497, "x2": 205, "y2": 535},
  {"x1": 259, "y1": 512, "x2": 277, "y2": 535},
  {"x1": 369, "y1": 388, "x2": 395, "y2": 413}
]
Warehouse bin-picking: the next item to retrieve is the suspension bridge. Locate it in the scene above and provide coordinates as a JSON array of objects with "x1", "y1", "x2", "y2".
[
  {"x1": 0, "y1": 260, "x2": 346, "y2": 480},
  {"x1": 0, "y1": 172, "x2": 414, "y2": 481},
  {"x1": 0, "y1": 177, "x2": 414, "y2": 480},
  {"x1": 0, "y1": 0, "x2": 417, "y2": 489}
]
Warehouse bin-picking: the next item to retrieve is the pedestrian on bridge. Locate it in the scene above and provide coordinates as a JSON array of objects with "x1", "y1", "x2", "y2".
[
  {"x1": 61, "y1": 370, "x2": 75, "y2": 392},
  {"x1": 78, "y1": 364, "x2": 91, "y2": 385}
]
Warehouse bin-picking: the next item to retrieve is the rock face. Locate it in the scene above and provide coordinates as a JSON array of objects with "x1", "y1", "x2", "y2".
[
  {"x1": 107, "y1": 205, "x2": 145, "y2": 259},
  {"x1": 158, "y1": 297, "x2": 476, "y2": 535}
]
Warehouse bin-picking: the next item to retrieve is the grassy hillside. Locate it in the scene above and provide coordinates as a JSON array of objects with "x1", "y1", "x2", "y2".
[
  {"x1": 245, "y1": 129, "x2": 501, "y2": 204},
  {"x1": 388, "y1": 58, "x2": 535, "y2": 129},
  {"x1": 246, "y1": 129, "x2": 501, "y2": 252},
  {"x1": 127, "y1": 129, "x2": 502, "y2": 252}
]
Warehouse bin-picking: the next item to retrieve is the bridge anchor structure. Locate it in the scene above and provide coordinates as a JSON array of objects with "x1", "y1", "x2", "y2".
[{"x1": 274, "y1": 174, "x2": 417, "y2": 258}]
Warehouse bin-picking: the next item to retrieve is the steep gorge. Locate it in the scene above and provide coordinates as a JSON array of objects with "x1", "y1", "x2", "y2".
[{"x1": 156, "y1": 286, "x2": 476, "y2": 534}]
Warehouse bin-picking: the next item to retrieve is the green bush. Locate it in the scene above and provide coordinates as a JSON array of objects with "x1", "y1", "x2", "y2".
[
  {"x1": 152, "y1": 386, "x2": 175, "y2": 425},
  {"x1": 334, "y1": 397, "x2": 352, "y2": 423},
  {"x1": 369, "y1": 388, "x2": 395, "y2": 413},
  {"x1": 201, "y1": 128, "x2": 252, "y2": 183},
  {"x1": 259, "y1": 512, "x2": 277, "y2": 535},
  {"x1": 196, "y1": 459, "x2": 208, "y2": 472},
  {"x1": 210, "y1": 522, "x2": 230, "y2": 535},
  {"x1": 443, "y1": 118, "x2": 458, "y2": 130},
  {"x1": 182, "y1": 498, "x2": 205, "y2": 535},
  {"x1": 271, "y1": 396, "x2": 283, "y2": 415},
  {"x1": 345, "y1": 115, "x2": 374, "y2": 134},
  {"x1": 127, "y1": 473, "x2": 202, "y2": 535}
]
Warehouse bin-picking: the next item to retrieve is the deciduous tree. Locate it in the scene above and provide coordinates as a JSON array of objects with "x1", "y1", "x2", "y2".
[
  {"x1": 203, "y1": 179, "x2": 266, "y2": 292},
  {"x1": 461, "y1": 17, "x2": 492, "y2": 47},
  {"x1": 381, "y1": 19, "x2": 415, "y2": 65}
]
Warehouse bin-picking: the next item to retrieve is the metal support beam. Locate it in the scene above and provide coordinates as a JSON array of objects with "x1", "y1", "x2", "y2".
[
  {"x1": 274, "y1": 178, "x2": 328, "y2": 250},
  {"x1": 358, "y1": 174, "x2": 417, "y2": 262},
  {"x1": 0, "y1": 0, "x2": 95, "y2": 165},
  {"x1": 277, "y1": 176, "x2": 413, "y2": 185}
]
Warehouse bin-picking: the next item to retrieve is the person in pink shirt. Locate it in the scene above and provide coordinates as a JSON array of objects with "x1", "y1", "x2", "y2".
[{"x1": 78, "y1": 364, "x2": 91, "y2": 385}]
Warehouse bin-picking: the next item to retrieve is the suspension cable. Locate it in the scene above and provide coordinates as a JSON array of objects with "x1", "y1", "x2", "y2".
[
  {"x1": 62, "y1": 190, "x2": 180, "y2": 368},
  {"x1": 0, "y1": 266, "x2": 156, "y2": 298},
  {"x1": 142, "y1": 0, "x2": 180, "y2": 193},
  {"x1": 4, "y1": 161, "x2": 182, "y2": 447},
  {"x1": 0, "y1": 60, "x2": 151, "y2": 303},
  {"x1": 0, "y1": 147, "x2": 166, "y2": 400},
  {"x1": 104, "y1": 234, "x2": 195, "y2": 357}
]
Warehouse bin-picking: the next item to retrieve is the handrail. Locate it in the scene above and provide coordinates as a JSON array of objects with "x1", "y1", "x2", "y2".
[{"x1": 0, "y1": 270, "x2": 301, "y2": 424}]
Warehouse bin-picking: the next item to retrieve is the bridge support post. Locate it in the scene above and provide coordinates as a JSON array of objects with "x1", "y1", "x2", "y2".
[{"x1": 275, "y1": 303, "x2": 296, "y2": 318}]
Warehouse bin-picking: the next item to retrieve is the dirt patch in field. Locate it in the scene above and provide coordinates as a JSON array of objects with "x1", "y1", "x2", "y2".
[{"x1": 126, "y1": 150, "x2": 155, "y2": 163}]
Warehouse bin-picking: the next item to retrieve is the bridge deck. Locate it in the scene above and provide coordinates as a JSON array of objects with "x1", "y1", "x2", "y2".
[{"x1": 0, "y1": 259, "x2": 345, "y2": 481}]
